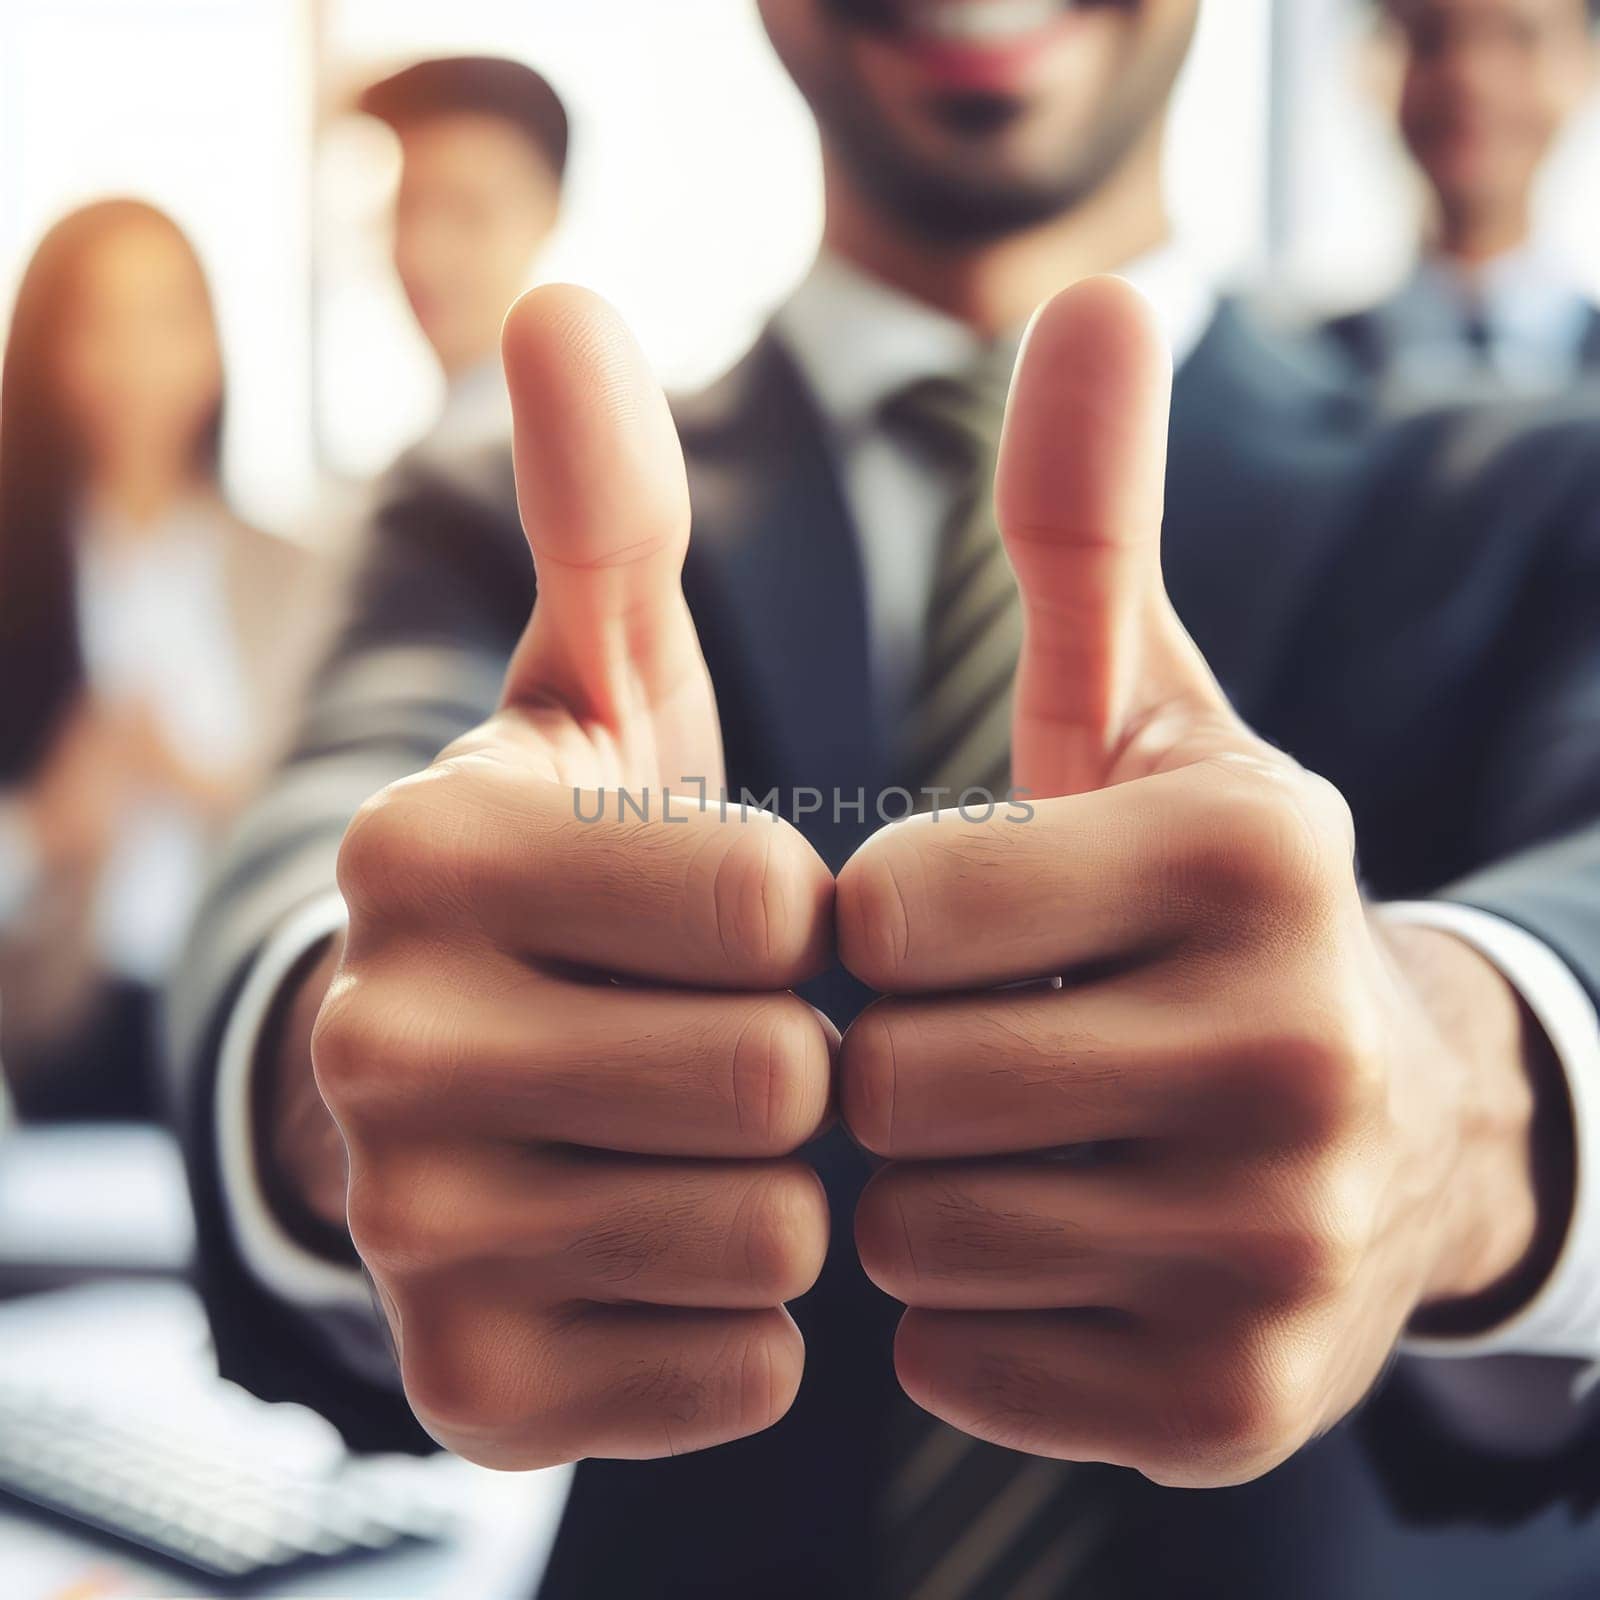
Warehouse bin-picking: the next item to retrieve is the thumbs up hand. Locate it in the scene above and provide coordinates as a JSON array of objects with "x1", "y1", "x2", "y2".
[
  {"x1": 313, "y1": 288, "x2": 836, "y2": 1469},
  {"x1": 837, "y1": 279, "x2": 1549, "y2": 1487}
]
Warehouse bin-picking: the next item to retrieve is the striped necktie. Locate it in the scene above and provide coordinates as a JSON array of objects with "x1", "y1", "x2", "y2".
[
  {"x1": 873, "y1": 363, "x2": 1139, "y2": 1598},
  {"x1": 883, "y1": 359, "x2": 1021, "y2": 806},
  {"x1": 879, "y1": 1400, "x2": 1136, "y2": 1600}
]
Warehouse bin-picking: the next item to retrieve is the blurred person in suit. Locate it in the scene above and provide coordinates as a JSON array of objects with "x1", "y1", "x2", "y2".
[
  {"x1": 0, "y1": 200, "x2": 324, "y2": 1121},
  {"x1": 355, "y1": 55, "x2": 567, "y2": 457},
  {"x1": 1324, "y1": 0, "x2": 1600, "y2": 402},
  {"x1": 169, "y1": 3, "x2": 1600, "y2": 1596}
]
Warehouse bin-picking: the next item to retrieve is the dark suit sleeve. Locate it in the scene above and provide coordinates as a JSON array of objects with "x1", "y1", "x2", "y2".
[
  {"x1": 163, "y1": 446, "x2": 532, "y2": 1454},
  {"x1": 1429, "y1": 412, "x2": 1600, "y2": 999},
  {"x1": 1265, "y1": 399, "x2": 1600, "y2": 1520},
  {"x1": 1403, "y1": 416, "x2": 1600, "y2": 1522},
  {"x1": 1267, "y1": 399, "x2": 1600, "y2": 1001}
]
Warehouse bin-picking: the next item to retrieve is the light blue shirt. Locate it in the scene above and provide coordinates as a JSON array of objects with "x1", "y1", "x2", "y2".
[{"x1": 1364, "y1": 243, "x2": 1596, "y2": 404}]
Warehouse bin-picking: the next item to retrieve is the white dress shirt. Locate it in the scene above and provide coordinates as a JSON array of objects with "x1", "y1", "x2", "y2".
[
  {"x1": 216, "y1": 252, "x2": 1600, "y2": 1403},
  {"x1": 418, "y1": 356, "x2": 515, "y2": 462},
  {"x1": 78, "y1": 503, "x2": 253, "y2": 981},
  {"x1": 776, "y1": 248, "x2": 1214, "y2": 723}
]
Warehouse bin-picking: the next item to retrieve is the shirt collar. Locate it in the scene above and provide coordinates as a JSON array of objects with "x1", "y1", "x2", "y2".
[
  {"x1": 776, "y1": 241, "x2": 1216, "y2": 433},
  {"x1": 1404, "y1": 242, "x2": 1592, "y2": 347},
  {"x1": 428, "y1": 355, "x2": 513, "y2": 454}
]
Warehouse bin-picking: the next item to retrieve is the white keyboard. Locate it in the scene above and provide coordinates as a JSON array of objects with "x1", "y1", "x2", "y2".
[{"x1": 0, "y1": 1380, "x2": 454, "y2": 1582}]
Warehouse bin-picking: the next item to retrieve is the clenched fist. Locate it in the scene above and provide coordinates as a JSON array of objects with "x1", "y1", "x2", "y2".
[
  {"x1": 837, "y1": 278, "x2": 1552, "y2": 1488},
  {"x1": 311, "y1": 288, "x2": 836, "y2": 1469}
]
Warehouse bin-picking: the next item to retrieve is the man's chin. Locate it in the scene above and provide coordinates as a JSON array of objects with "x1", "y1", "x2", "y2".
[{"x1": 851, "y1": 150, "x2": 1104, "y2": 243}]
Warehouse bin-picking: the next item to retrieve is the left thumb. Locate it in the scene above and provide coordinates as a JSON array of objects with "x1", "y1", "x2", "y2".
[{"x1": 996, "y1": 274, "x2": 1230, "y2": 800}]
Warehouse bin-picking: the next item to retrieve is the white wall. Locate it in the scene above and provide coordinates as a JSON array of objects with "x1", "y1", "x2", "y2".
[
  {"x1": 0, "y1": 0, "x2": 315, "y2": 533},
  {"x1": 0, "y1": 0, "x2": 1295, "y2": 522},
  {"x1": 315, "y1": 1, "x2": 827, "y2": 476}
]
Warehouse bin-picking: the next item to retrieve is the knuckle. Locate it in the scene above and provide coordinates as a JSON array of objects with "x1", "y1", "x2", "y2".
[
  {"x1": 1299, "y1": 770, "x2": 1358, "y2": 855},
  {"x1": 404, "y1": 1309, "x2": 806, "y2": 1467},
  {"x1": 402, "y1": 1327, "x2": 521, "y2": 1450},
  {"x1": 710, "y1": 824, "x2": 831, "y2": 987},
  {"x1": 1176, "y1": 771, "x2": 1340, "y2": 918},
  {"x1": 340, "y1": 1161, "x2": 386, "y2": 1265},
  {"x1": 1290, "y1": 1218, "x2": 1365, "y2": 1304},
  {"x1": 854, "y1": 1171, "x2": 921, "y2": 1300},
  {"x1": 1154, "y1": 1366, "x2": 1303, "y2": 1486},
  {"x1": 337, "y1": 781, "x2": 432, "y2": 921},
  {"x1": 837, "y1": 839, "x2": 915, "y2": 991},
  {"x1": 339, "y1": 761, "x2": 514, "y2": 930},
  {"x1": 858, "y1": 1171, "x2": 1075, "y2": 1304},
  {"x1": 1291, "y1": 1161, "x2": 1377, "y2": 1291},
  {"x1": 307, "y1": 979, "x2": 365, "y2": 1112},
  {"x1": 611, "y1": 1313, "x2": 803, "y2": 1447},
  {"x1": 1256, "y1": 1009, "x2": 1385, "y2": 1144},
  {"x1": 839, "y1": 1005, "x2": 899, "y2": 1156},
  {"x1": 310, "y1": 974, "x2": 446, "y2": 1126},
  {"x1": 1234, "y1": 1214, "x2": 1365, "y2": 1307},
  {"x1": 722, "y1": 1316, "x2": 804, "y2": 1438},
  {"x1": 730, "y1": 1000, "x2": 830, "y2": 1156},
  {"x1": 733, "y1": 1325, "x2": 785, "y2": 1438},
  {"x1": 920, "y1": 1335, "x2": 1060, "y2": 1458},
  {"x1": 734, "y1": 1169, "x2": 828, "y2": 1303},
  {"x1": 345, "y1": 1165, "x2": 453, "y2": 1277}
]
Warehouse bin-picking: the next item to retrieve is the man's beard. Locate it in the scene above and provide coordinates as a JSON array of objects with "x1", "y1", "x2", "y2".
[
  {"x1": 830, "y1": 125, "x2": 1116, "y2": 242},
  {"x1": 818, "y1": 0, "x2": 1138, "y2": 32},
  {"x1": 813, "y1": 81, "x2": 1158, "y2": 246},
  {"x1": 819, "y1": 0, "x2": 898, "y2": 23},
  {"x1": 807, "y1": 0, "x2": 1176, "y2": 246}
]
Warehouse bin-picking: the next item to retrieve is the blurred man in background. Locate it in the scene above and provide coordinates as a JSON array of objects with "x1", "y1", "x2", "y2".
[
  {"x1": 1325, "y1": 0, "x2": 1600, "y2": 401},
  {"x1": 356, "y1": 55, "x2": 567, "y2": 454},
  {"x1": 170, "y1": 2, "x2": 1600, "y2": 1596}
]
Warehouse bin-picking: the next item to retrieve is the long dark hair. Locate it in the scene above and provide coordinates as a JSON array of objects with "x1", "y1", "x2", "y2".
[{"x1": 0, "y1": 199, "x2": 224, "y2": 782}]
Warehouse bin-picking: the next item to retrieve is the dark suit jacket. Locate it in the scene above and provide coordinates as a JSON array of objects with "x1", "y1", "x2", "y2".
[{"x1": 166, "y1": 303, "x2": 1600, "y2": 1597}]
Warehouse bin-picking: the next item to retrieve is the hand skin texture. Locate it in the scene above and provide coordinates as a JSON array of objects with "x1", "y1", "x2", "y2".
[
  {"x1": 836, "y1": 277, "x2": 1561, "y2": 1489},
  {"x1": 297, "y1": 287, "x2": 838, "y2": 1469},
  {"x1": 264, "y1": 278, "x2": 1564, "y2": 1483}
]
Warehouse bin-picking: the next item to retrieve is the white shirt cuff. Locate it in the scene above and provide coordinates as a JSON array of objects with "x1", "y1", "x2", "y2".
[
  {"x1": 214, "y1": 891, "x2": 368, "y2": 1310},
  {"x1": 1384, "y1": 901, "x2": 1600, "y2": 1381}
]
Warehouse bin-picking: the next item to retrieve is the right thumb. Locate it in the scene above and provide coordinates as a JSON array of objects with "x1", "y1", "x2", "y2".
[{"x1": 499, "y1": 285, "x2": 702, "y2": 734}]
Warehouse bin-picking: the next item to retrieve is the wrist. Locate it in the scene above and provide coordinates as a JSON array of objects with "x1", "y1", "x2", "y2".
[{"x1": 1384, "y1": 920, "x2": 1573, "y2": 1333}]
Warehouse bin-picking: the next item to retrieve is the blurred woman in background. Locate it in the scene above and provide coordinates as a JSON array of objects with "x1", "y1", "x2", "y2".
[{"x1": 0, "y1": 199, "x2": 325, "y2": 1121}]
